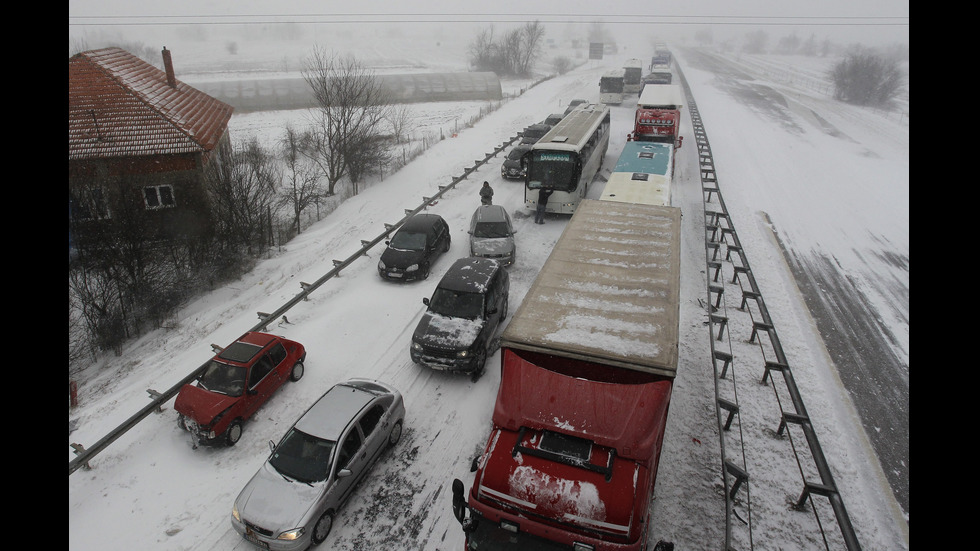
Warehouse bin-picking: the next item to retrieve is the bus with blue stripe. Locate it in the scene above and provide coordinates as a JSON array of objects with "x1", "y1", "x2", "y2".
[{"x1": 600, "y1": 141, "x2": 673, "y2": 207}]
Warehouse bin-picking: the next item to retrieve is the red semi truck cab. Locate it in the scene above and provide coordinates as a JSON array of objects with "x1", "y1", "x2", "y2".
[
  {"x1": 631, "y1": 84, "x2": 685, "y2": 149},
  {"x1": 453, "y1": 200, "x2": 682, "y2": 551}
]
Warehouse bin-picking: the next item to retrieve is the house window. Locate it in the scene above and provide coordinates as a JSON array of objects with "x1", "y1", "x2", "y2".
[
  {"x1": 144, "y1": 185, "x2": 175, "y2": 209},
  {"x1": 71, "y1": 187, "x2": 110, "y2": 220}
]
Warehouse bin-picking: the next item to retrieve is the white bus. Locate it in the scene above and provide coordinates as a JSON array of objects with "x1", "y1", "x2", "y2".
[
  {"x1": 599, "y1": 69, "x2": 625, "y2": 105},
  {"x1": 623, "y1": 58, "x2": 644, "y2": 94},
  {"x1": 601, "y1": 141, "x2": 673, "y2": 207},
  {"x1": 525, "y1": 104, "x2": 611, "y2": 215}
]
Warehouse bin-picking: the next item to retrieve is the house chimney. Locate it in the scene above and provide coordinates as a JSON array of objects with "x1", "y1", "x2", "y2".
[{"x1": 162, "y1": 47, "x2": 177, "y2": 88}]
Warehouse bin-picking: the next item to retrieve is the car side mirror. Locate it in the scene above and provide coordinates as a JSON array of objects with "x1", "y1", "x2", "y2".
[
  {"x1": 268, "y1": 440, "x2": 276, "y2": 454},
  {"x1": 423, "y1": 297, "x2": 430, "y2": 306},
  {"x1": 337, "y1": 468, "x2": 352, "y2": 479}
]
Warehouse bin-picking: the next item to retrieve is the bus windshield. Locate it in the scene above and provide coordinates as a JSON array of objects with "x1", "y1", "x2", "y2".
[{"x1": 527, "y1": 151, "x2": 578, "y2": 192}]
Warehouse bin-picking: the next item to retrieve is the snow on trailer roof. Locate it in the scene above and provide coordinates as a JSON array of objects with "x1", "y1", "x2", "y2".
[
  {"x1": 501, "y1": 199, "x2": 681, "y2": 378},
  {"x1": 637, "y1": 84, "x2": 685, "y2": 109}
]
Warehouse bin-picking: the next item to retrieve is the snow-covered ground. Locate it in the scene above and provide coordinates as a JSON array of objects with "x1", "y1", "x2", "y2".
[{"x1": 68, "y1": 31, "x2": 908, "y2": 551}]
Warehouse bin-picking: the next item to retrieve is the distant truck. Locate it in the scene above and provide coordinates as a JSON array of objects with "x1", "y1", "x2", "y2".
[
  {"x1": 623, "y1": 58, "x2": 644, "y2": 95},
  {"x1": 650, "y1": 43, "x2": 672, "y2": 69},
  {"x1": 630, "y1": 84, "x2": 685, "y2": 149},
  {"x1": 452, "y1": 199, "x2": 681, "y2": 551}
]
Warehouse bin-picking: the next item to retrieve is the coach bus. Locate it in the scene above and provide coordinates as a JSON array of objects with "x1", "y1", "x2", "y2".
[
  {"x1": 623, "y1": 58, "x2": 644, "y2": 94},
  {"x1": 599, "y1": 69, "x2": 626, "y2": 104},
  {"x1": 525, "y1": 103, "x2": 611, "y2": 215}
]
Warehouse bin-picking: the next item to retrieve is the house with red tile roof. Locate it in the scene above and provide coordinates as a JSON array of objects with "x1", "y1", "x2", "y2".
[{"x1": 69, "y1": 47, "x2": 234, "y2": 246}]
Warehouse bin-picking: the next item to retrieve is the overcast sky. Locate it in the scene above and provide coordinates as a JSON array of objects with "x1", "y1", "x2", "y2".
[{"x1": 69, "y1": 0, "x2": 909, "y2": 47}]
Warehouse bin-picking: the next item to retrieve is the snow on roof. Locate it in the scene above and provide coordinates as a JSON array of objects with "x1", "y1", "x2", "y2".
[
  {"x1": 501, "y1": 199, "x2": 681, "y2": 377},
  {"x1": 69, "y1": 47, "x2": 234, "y2": 161}
]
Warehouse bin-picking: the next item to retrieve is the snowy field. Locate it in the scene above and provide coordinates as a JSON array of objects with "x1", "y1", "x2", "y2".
[{"x1": 68, "y1": 25, "x2": 908, "y2": 551}]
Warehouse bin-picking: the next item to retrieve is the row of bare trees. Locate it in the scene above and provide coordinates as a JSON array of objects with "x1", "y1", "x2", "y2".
[{"x1": 469, "y1": 21, "x2": 546, "y2": 76}]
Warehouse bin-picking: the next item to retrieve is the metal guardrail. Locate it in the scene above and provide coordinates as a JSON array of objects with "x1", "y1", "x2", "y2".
[
  {"x1": 69, "y1": 136, "x2": 520, "y2": 476},
  {"x1": 675, "y1": 64, "x2": 861, "y2": 550}
]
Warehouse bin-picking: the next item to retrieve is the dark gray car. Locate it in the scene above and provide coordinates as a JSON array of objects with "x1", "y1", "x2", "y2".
[
  {"x1": 230, "y1": 379, "x2": 405, "y2": 550},
  {"x1": 410, "y1": 257, "x2": 510, "y2": 381},
  {"x1": 520, "y1": 123, "x2": 552, "y2": 145},
  {"x1": 500, "y1": 144, "x2": 532, "y2": 180}
]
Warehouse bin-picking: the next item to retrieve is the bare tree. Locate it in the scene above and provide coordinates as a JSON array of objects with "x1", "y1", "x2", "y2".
[
  {"x1": 206, "y1": 137, "x2": 280, "y2": 253},
  {"x1": 278, "y1": 125, "x2": 321, "y2": 234},
  {"x1": 386, "y1": 103, "x2": 415, "y2": 144},
  {"x1": 469, "y1": 22, "x2": 546, "y2": 76},
  {"x1": 469, "y1": 26, "x2": 502, "y2": 72},
  {"x1": 517, "y1": 21, "x2": 546, "y2": 75},
  {"x1": 302, "y1": 48, "x2": 392, "y2": 196}
]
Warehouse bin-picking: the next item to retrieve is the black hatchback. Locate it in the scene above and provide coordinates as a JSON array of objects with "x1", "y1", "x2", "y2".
[{"x1": 378, "y1": 214, "x2": 451, "y2": 281}]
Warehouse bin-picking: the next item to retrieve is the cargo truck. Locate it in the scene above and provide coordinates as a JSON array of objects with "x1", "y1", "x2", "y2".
[
  {"x1": 630, "y1": 84, "x2": 684, "y2": 149},
  {"x1": 452, "y1": 199, "x2": 681, "y2": 551}
]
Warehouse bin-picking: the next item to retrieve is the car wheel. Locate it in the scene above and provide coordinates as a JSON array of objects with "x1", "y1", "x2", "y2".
[
  {"x1": 470, "y1": 350, "x2": 487, "y2": 382},
  {"x1": 501, "y1": 297, "x2": 509, "y2": 318},
  {"x1": 443, "y1": 237, "x2": 451, "y2": 252},
  {"x1": 290, "y1": 361, "x2": 304, "y2": 382},
  {"x1": 311, "y1": 511, "x2": 334, "y2": 545},
  {"x1": 225, "y1": 419, "x2": 243, "y2": 447},
  {"x1": 388, "y1": 421, "x2": 403, "y2": 448}
]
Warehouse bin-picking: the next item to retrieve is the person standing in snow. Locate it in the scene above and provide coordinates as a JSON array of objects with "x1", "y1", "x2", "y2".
[
  {"x1": 535, "y1": 188, "x2": 553, "y2": 224},
  {"x1": 480, "y1": 181, "x2": 494, "y2": 205}
]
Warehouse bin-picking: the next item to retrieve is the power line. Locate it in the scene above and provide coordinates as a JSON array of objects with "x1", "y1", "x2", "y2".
[{"x1": 69, "y1": 13, "x2": 909, "y2": 27}]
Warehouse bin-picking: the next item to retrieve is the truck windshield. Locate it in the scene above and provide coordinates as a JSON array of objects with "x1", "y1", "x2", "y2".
[{"x1": 527, "y1": 151, "x2": 578, "y2": 192}]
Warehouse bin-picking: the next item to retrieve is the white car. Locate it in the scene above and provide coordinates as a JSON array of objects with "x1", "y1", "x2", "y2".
[{"x1": 231, "y1": 379, "x2": 405, "y2": 550}]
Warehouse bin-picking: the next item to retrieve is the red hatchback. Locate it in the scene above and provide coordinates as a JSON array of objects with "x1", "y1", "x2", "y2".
[{"x1": 175, "y1": 332, "x2": 307, "y2": 447}]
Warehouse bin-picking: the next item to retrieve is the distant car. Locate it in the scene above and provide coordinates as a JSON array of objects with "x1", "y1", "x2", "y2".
[
  {"x1": 520, "y1": 123, "x2": 552, "y2": 145},
  {"x1": 378, "y1": 213, "x2": 451, "y2": 281},
  {"x1": 411, "y1": 257, "x2": 510, "y2": 381},
  {"x1": 500, "y1": 144, "x2": 532, "y2": 180},
  {"x1": 563, "y1": 99, "x2": 588, "y2": 115},
  {"x1": 175, "y1": 332, "x2": 306, "y2": 447},
  {"x1": 468, "y1": 204, "x2": 516, "y2": 266},
  {"x1": 231, "y1": 379, "x2": 405, "y2": 550},
  {"x1": 543, "y1": 113, "x2": 564, "y2": 126}
]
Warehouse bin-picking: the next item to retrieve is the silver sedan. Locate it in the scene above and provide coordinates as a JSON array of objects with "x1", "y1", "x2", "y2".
[{"x1": 231, "y1": 379, "x2": 405, "y2": 550}]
